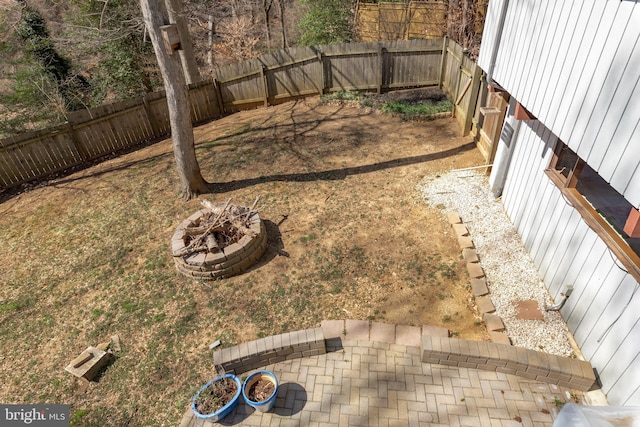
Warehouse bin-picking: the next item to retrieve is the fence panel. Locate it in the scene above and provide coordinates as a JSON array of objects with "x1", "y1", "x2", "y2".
[
  {"x1": 73, "y1": 106, "x2": 149, "y2": 160},
  {"x1": 145, "y1": 91, "x2": 171, "y2": 136},
  {"x1": 322, "y1": 42, "x2": 381, "y2": 92},
  {"x1": 441, "y1": 40, "x2": 463, "y2": 100},
  {"x1": 189, "y1": 80, "x2": 223, "y2": 124},
  {"x1": 356, "y1": 3, "x2": 380, "y2": 41},
  {"x1": 355, "y1": 1, "x2": 485, "y2": 42},
  {"x1": 215, "y1": 60, "x2": 264, "y2": 111},
  {"x1": 0, "y1": 128, "x2": 82, "y2": 187},
  {"x1": 378, "y1": 2, "x2": 411, "y2": 40},
  {"x1": 261, "y1": 46, "x2": 323, "y2": 100},
  {"x1": 73, "y1": 120, "x2": 108, "y2": 159},
  {"x1": 409, "y1": 2, "x2": 447, "y2": 39},
  {"x1": 386, "y1": 39, "x2": 442, "y2": 88},
  {"x1": 454, "y1": 54, "x2": 482, "y2": 135}
]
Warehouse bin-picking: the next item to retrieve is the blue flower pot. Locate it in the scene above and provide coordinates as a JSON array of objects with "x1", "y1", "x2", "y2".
[
  {"x1": 191, "y1": 373, "x2": 242, "y2": 422},
  {"x1": 242, "y1": 370, "x2": 279, "y2": 412}
]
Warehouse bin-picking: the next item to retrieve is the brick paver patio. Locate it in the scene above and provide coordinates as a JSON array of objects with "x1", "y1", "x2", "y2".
[{"x1": 179, "y1": 338, "x2": 571, "y2": 426}]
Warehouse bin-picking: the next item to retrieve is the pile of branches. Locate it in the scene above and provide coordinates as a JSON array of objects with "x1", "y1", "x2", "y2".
[{"x1": 172, "y1": 197, "x2": 260, "y2": 258}]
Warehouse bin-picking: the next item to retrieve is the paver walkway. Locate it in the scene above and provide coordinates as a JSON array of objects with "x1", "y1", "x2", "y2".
[{"x1": 179, "y1": 339, "x2": 572, "y2": 426}]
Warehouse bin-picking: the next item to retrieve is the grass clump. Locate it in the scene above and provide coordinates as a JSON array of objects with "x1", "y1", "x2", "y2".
[{"x1": 379, "y1": 99, "x2": 453, "y2": 120}]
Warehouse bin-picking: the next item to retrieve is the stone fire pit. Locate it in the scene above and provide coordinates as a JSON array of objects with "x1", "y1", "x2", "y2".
[{"x1": 171, "y1": 200, "x2": 268, "y2": 280}]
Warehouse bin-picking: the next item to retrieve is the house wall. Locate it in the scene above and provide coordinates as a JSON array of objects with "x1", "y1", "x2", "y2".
[
  {"x1": 476, "y1": 0, "x2": 506, "y2": 73},
  {"x1": 478, "y1": 0, "x2": 640, "y2": 209},
  {"x1": 501, "y1": 117, "x2": 640, "y2": 406}
]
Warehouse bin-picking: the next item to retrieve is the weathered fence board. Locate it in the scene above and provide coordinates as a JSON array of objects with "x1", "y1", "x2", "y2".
[
  {"x1": 146, "y1": 93, "x2": 171, "y2": 136},
  {"x1": 323, "y1": 42, "x2": 382, "y2": 92},
  {"x1": 0, "y1": 38, "x2": 483, "y2": 190},
  {"x1": 216, "y1": 60, "x2": 264, "y2": 110},
  {"x1": 440, "y1": 40, "x2": 485, "y2": 137},
  {"x1": 261, "y1": 46, "x2": 323, "y2": 101},
  {"x1": 356, "y1": 1, "x2": 448, "y2": 41},
  {"x1": 385, "y1": 38, "x2": 443, "y2": 88}
]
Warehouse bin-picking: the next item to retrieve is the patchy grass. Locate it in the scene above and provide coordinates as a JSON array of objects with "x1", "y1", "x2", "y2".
[
  {"x1": 379, "y1": 99, "x2": 453, "y2": 120},
  {"x1": 0, "y1": 97, "x2": 485, "y2": 426},
  {"x1": 321, "y1": 88, "x2": 453, "y2": 120}
]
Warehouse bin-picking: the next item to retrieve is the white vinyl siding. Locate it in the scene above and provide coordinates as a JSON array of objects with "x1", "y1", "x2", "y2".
[
  {"x1": 501, "y1": 119, "x2": 640, "y2": 406},
  {"x1": 532, "y1": 1, "x2": 583, "y2": 121},
  {"x1": 477, "y1": 0, "x2": 507, "y2": 69},
  {"x1": 480, "y1": 0, "x2": 640, "y2": 208}
]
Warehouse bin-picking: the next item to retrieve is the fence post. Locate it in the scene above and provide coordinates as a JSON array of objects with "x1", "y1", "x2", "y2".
[
  {"x1": 316, "y1": 49, "x2": 325, "y2": 95},
  {"x1": 439, "y1": 36, "x2": 448, "y2": 90},
  {"x1": 472, "y1": 74, "x2": 488, "y2": 137},
  {"x1": 377, "y1": 44, "x2": 385, "y2": 94},
  {"x1": 260, "y1": 64, "x2": 269, "y2": 107},
  {"x1": 212, "y1": 78, "x2": 225, "y2": 115}
]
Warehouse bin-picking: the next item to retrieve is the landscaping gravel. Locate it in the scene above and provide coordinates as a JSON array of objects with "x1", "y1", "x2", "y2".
[{"x1": 419, "y1": 170, "x2": 575, "y2": 357}]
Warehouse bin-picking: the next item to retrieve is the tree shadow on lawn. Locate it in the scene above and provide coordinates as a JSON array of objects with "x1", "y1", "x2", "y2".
[{"x1": 205, "y1": 141, "x2": 476, "y2": 194}]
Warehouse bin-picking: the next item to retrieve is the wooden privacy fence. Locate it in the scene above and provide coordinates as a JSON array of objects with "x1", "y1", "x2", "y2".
[
  {"x1": 355, "y1": 0, "x2": 489, "y2": 43},
  {"x1": 0, "y1": 38, "x2": 484, "y2": 190},
  {"x1": 440, "y1": 38, "x2": 484, "y2": 140},
  {"x1": 214, "y1": 39, "x2": 444, "y2": 111},
  {"x1": 355, "y1": 1, "x2": 448, "y2": 41}
]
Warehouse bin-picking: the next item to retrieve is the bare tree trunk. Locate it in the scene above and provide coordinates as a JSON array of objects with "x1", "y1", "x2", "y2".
[
  {"x1": 263, "y1": 0, "x2": 273, "y2": 47},
  {"x1": 400, "y1": 3, "x2": 417, "y2": 40},
  {"x1": 462, "y1": 0, "x2": 469, "y2": 47},
  {"x1": 277, "y1": 0, "x2": 288, "y2": 48},
  {"x1": 165, "y1": 0, "x2": 201, "y2": 85},
  {"x1": 139, "y1": 0, "x2": 208, "y2": 199},
  {"x1": 207, "y1": 14, "x2": 214, "y2": 67}
]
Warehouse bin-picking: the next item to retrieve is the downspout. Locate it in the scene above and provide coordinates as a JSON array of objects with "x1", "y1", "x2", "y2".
[
  {"x1": 486, "y1": 0, "x2": 515, "y2": 198},
  {"x1": 489, "y1": 99, "x2": 521, "y2": 197}
]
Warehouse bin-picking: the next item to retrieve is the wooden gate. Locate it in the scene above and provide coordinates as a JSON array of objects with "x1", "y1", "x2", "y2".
[{"x1": 477, "y1": 90, "x2": 509, "y2": 163}]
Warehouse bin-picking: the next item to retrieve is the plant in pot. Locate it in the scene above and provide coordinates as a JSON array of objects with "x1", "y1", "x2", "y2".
[
  {"x1": 191, "y1": 368, "x2": 242, "y2": 422},
  {"x1": 242, "y1": 370, "x2": 279, "y2": 412}
]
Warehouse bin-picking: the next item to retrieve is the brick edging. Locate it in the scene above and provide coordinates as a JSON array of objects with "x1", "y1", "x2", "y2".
[
  {"x1": 211, "y1": 320, "x2": 596, "y2": 392},
  {"x1": 212, "y1": 328, "x2": 326, "y2": 374},
  {"x1": 447, "y1": 211, "x2": 511, "y2": 345},
  {"x1": 422, "y1": 335, "x2": 596, "y2": 391}
]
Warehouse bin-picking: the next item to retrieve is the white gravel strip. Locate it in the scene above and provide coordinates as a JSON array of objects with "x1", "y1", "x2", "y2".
[{"x1": 419, "y1": 170, "x2": 575, "y2": 357}]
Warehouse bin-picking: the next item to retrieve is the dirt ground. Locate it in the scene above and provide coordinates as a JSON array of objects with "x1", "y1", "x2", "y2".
[
  {"x1": 189, "y1": 97, "x2": 487, "y2": 341},
  {"x1": 0, "y1": 95, "x2": 487, "y2": 425}
]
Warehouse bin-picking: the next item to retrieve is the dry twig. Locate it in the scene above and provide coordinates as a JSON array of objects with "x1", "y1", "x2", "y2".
[{"x1": 172, "y1": 198, "x2": 261, "y2": 258}]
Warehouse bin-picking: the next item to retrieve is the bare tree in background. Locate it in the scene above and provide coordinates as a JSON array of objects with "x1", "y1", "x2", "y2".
[
  {"x1": 262, "y1": 0, "x2": 274, "y2": 46},
  {"x1": 139, "y1": 0, "x2": 208, "y2": 199},
  {"x1": 447, "y1": 0, "x2": 482, "y2": 59},
  {"x1": 213, "y1": 15, "x2": 261, "y2": 64},
  {"x1": 181, "y1": 0, "x2": 299, "y2": 70},
  {"x1": 277, "y1": 0, "x2": 289, "y2": 48}
]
